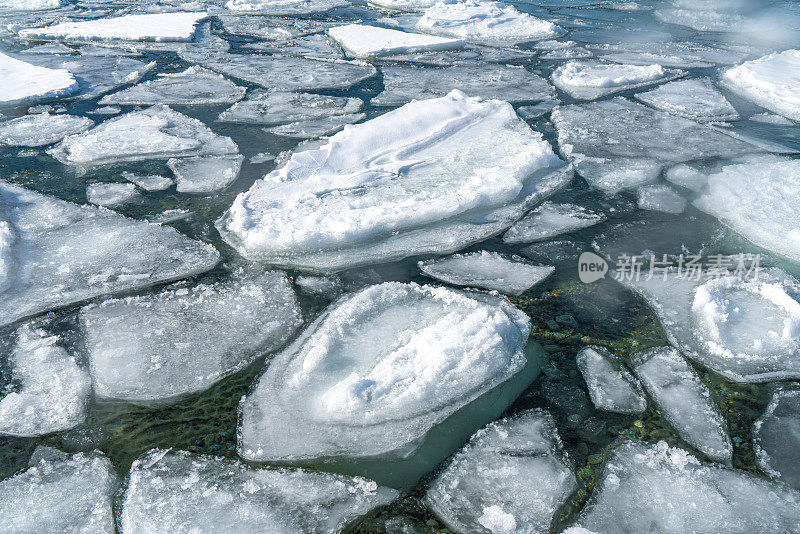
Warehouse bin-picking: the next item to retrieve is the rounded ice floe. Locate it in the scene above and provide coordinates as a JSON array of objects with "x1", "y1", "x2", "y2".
[
  {"x1": 217, "y1": 90, "x2": 569, "y2": 272},
  {"x1": 551, "y1": 61, "x2": 683, "y2": 100},
  {"x1": 753, "y1": 388, "x2": 800, "y2": 490},
  {"x1": 0, "y1": 113, "x2": 93, "y2": 146},
  {"x1": 99, "y1": 66, "x2": 246, "y2": 106},
  {"x1": 17, "y1": 12, "x2": 207, "y2": 42},
  {"x1": 0, "y1": 324, "x2": 90, "y2": 437},
  {"x1": 636, "y1": 184, "x2": 685, "y2": 214},
  {"x1": 328, "y1": 24, "x2": 463, "y2": 58},
  {"x1": 426, "y1": 409, "x2": 577, "y2": 534},
  {"x1": 416, "y1": 0, "x2": 561, "y2": 46},
  {"x1": 503, "y1": 201, "x2": 606, "y2": 244},
  {"x1": 238, "y1": 282, "x2": 545, "y2": 488},
  {"x1": 634, "y1": 77, "x2": 739, "y2": 122},
  {"x1": 86, "y1": 182, "x2": 139, "y2": 207},
  {"x1": 0, "y1": 447, "x2": 117, "y2": 533},
  {"x1": 722, "y1": 50, "x2": 800, "y2": 121},
  {"x1": 168, "y1": 155, "x2": 244, "y2": 193},
  {"x1": 572, "y1": 441, "x2": 800, "y2": 533},
  {"x1": 576, "y1": 346, "x2": 646, "y2": 414},
  {"x1": 121, "y1": 449, "x2": 398, "y2": 534},
  {"x1": 418, "y1": 251, "x2": 554, "y2": 296},
  {"x1": 621, "y1": 268, "x2": 800, "y2": 383},
  {"x1": 1, "y1": 52, "x2": 78, "y2": 105},
  {"x1": 80, "y1": 271, "x2": 301, "y2": 404}
]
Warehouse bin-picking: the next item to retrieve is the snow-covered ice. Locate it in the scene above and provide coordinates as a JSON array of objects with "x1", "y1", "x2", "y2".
[
  {"x1": 576, "y1": 345, "x2": 646, "y2": 414},
  {"x1": 0, "y1": 324, "x2": 90, "y2": 437},
  {"x1": 0, "y1": 0, "x2": 63, "y2": 10},
  {"x1": 753, "y1": 388, "x2": 800, "y2": 490},
  {"x1": 121, "y1": 449, "x2": 397, "y2": 533},
  {"x1": 551, "y1": 61, "x2": 683, "y2": 100},
  {"x1": 1, "y1": 51, "x2": 77, "y2": 105},
  {"x1": 635, "y1": 77, "x2": 739, "y2": 122},
  {"x1": 632, "y1": 347, "x2": 731, "y2": 463},
  {"x1": 81, "y1": 271, "x2": 299, "y2": 404},
  {"x1": 328, "y1": 24, "x2": 463, "y2": 58},
  {"x1": 503, "y1": 201, "x2": 605, "y2": 244},
  {"x1": 0, "y1": 113, "x2": 92, "y2": 146},
  {"x1": 122, "y1": 172, "x2": 173, "y2": 192},
  {"x1": 168, "y1": 155, "x2": 243, "y2": 193},
  {"x1": 218, "y1": 90, "x2": 363, "y2": 125},
  {"x1": 426, "y1": 410, "x2": 577, "y2": 534},
  {"x1": 636, "y1": 184, "x2": 686, "y2": 214},
  {"x1": 418, "y1": 251, "x2": 554, "y2": 295},
  {"x1": 18, "y1": 12, "x2": 207, "y2": 42},
  {"x1": 100, "y1": 67, "x2": 246, "y2": 106},
  {"x1": 86, "y1": 182, "x2": 139, "y2": 207},
  {"x1": 721, "y1": 50, "x2": 800, "y2": 122},
  {"x1": 0, "y1": 180, "x2": 219, "y2": 327},
  {"x1": 217, "y1": 90, "x2": 569, "y2": 272}
]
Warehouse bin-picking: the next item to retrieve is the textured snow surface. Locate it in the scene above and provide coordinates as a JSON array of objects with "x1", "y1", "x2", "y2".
[
  {"x1": 426, "y1": 410, "x2": 576, "y2": 534},
  {"x1": 636, "y1": 184, "x2": 685, "y2": 214},
  {"x1": 753, "y1": 388, "x2": 800, "y2": 490},
  {"x1": 0, "y1": 180, "x2": 219, "y2": 327},
  {"x1": 86, "y1": 182, "x2": 139, "y2": 207},
  {"x1": 722, "y1": 50, "x2": 800, "y2": 121},
  {"x1": 168, "y1": 155, "x2": 244, "y2": 193},
  {"x1": 0, "y1": 113, "x2": 92, "y2": 146},
  {"x1": 328, "y1": 24, "x2": 463, "y2": 58},
  {"x1": 1, "y1": 51, "x2": 77, "y2": 105},
  {"x1": 367, "y1": 0, "x2": 436, "y2": 10},
  {"x1": 18, "y1": 12, "x2": 207, "y2": 42},
  {"x1": 577, "y1": 346, "x2": 646, "y2": 414},
  {"x1": 503, "y1": 201, "x2": 605, "y2": 244},
  {"x1": 635, "y1": 77, "x2": 739, "y2": 122},
  {"x1": 552, "y1": 61, "x2": 681, "y2": 100},
  {"x1": 219, "y1": 90, "x2": 362, "y2": 125},
  {"x1": 100, "y1": 67, "x2": 246, "y2": 105},
  {"x1": 81, "y1": 271, "x2": 300, "y2": 404},
  {"x1": 418, "y1": 251, "x2": 554, "y2": 295}
]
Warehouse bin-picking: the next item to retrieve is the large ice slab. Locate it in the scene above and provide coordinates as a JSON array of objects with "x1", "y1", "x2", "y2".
[
  {"x1": 0, "y1": 113, "x2": 92, "y2": 146},
  {"x1": 552, "y1": 61, "x2": 683, "y2": 100},
  {"x1": 418, "y1": 251, "x2": 554, "y2": 295},
  {"x1": 328, "y1": 24, "x2": 463, "y2": 58},
  {"x1": 122, "y1": 449, "x2": 397, "y2": 533},
  {"x1": 0, "y1": 448, "x2": 117, "y2": 533},
  {"x1": 218, "y1": 90, "x2": 362, "y2": 125},
  {"x1": 168, "y1": 155, "x2": 244, "y2": 193},
  {"x1": 218, "y1": 91, "x2": 568, "y2": 272},
  {"x1": 416, "y1": 0, "x2": 561, "y2": 46},
  {"x1": 753, "y1": 388, "x2": 800, "y2": 490},
  {"x1": 1, "y1": 51, "x2": 77, "y2": 105},
  {"x1": 0, "y1": 180, "x2": 219, "y2": 327},
  {"x1": 635, "y1": 77, "x2": 738, "y2": 122},
  {"x1": 572, "y1": 441, "x2": 800, "y2": 533},
  {"x1": 81, "y1": 271, "x2": 300, "y2": 404},
  {"x1": 694, "y1": 155, "x2": 800, "y2": 263},
  {"x1": 238, "y1": 282, "x2": 545, "y2": 487},
  {"x1": 426, "y1": 409, "x2": 576, "y2": 534},
  {"x1": 577, "y1": 345, "x2": 646, "y2": 414},
  {"x1": 503, "y1": 201, "x2": 605, "y2": 244},
  {"x1": 0, "y1": 324, "x2": 90, "y2": 437},
  {"x1": 99, "y1": 67, "x2": 245, "y2": 106},
  {"x1": 18, "y1": 12, "x2": 207, "y2": 42},
  {"x1": 49, "y1": 105, "x2": 238, "y2": 166},
  {"x1": 621, "y1": 268, "x2": 800, "y2": 383},
  {"x1": 633, "y1": 347, "x2": 731, "y2": 463},
  {"x1": 373, "y1": 63, "x2": 554, "y2": 105},
  {"x1": 721, "y1": 50, "x2": 800, "y2": 121}
]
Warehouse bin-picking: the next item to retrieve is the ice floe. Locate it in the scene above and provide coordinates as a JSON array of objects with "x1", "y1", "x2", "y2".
[
  {"x1": 0, "y1": 0, "x2": 63, "y2": 10},
  {"x1": 168, "y1": 155, "x2": 244, "y2": 193},
  {"x1": 86, "y1": 182, "x2": 139, "y2": 207},
  {"x1": 664, "y1": 163, "x2": 707, "y2": 192},
  {"x1": 121, "y1": 172, "x2": 173, "y2": 192},
  {"x1": 238, "y1": 282, "x2": 545, "y2": 487},
  {"x1": 551, "y1": 61, "x2": 683, "y2": 100},
  {"x1": 635, "y1": 77, "x2": 739, "y2": 122},
  {"x1": 18, "y1": 12, "x2": 207, "y2": 42},
  {"x1": 218, "y1": 90, "x2": 569, "y2": 272},
  {"x1": 1, "y1": 51, "x2": 77, "y2": 105},
  {"x1": 0, "y1": 180, "x2": 219, "y2": 327},
  {"x1": 426, "y1": 409, "x2": 576, "y2": 534},
  {"x1": 754, "y1": 388, "x2": 800, "y2": 490},
  {"x1": 721, "y1": 50, "x2": 800, "y2": 122},
  {"x1": 264, "y1": 112, "x2": 366, "y2": 139},
  {"x1": 367, "y1": 0, "x2": 437, "y2": 10},
  {"x1": 418, "y1": 251, "x2": 554, "y2": 295},
  {"x1": 223, "y1": 0, "x2": 347, "y2": 15},
  {"x1": 328, "y1": 23, "x2": 463, "y2": 58},
  {"x1": 0, "y1": 112, "x2": 92, "y2": 146},
  {"x1": 218, "y1": 90, "x2": 363, "y2": 125},
  {"x1": 576, "y1": 345, "x2": 646, "y2": 414},
  {"x1": 81, "y1": 271, "x2": 299, "y2": 404},
  {"x1": 636, "y1": 184, "x2": 686, "y2": 214},
  {"x1": 99, "y1": 67, "x2": 246, "y2": 106},
  {"x1": 503, "y1": 201, "x2": 605, "y2": 244}
]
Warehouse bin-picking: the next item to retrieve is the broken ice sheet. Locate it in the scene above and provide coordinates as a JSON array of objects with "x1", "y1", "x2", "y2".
[
  {"x1": 264, "y1": 112, "x2": 366, "y2": 139},
  {"x1": 635, "y1": 77, "x2": 739, "y2": 122},
  {"x1": 223, "y1": 0, "x2": 348, "y2": 15},
  {"x1": 503, "y1": 201, "x2": 606, "y2": 244},
  {"x1": 217, "y1": 15, "x2": 331, "y2": 39},
  {"x1": 243, "y1": 33, "x2": 345, "y2": 60},
  {"x1": 328, "y1": 23, "x2": 463, "y2": 58},
  {"x1": 99, "y1": 66, "x2": 246, "y2": 106},
  {"x1": 721, "y1": 49, "x2": 800, "y2": 122},
  {"x1": 17, "y1": 12, "x2": 207, "y2": 42},
  {"x1": 85, "y1": 182, "x2": 139, "y2": 207},
  {"x1": 0, "y1": 51, "x2": 77, "y2": 105},
  {"x1": 636, "y1": 184, "x2": 686, "y2": 214},
  {"x1": 218, "y1": 90, "x2": 363, "y2": 125},
  {"x1": 551, "y1": 60, "x2": 684, "y2": 100},
  {"x1": 576, "y1": 345, "x2": 646, "y2": 414},
  {"x1": 0, "y1": 112, "x2": 92, "y2": 146},
  {"x1": 426, "y1": 409, "x2": 577, "y2": 534},
  {"x1": 418, "y1": 251, "x2": 554, "y2": 296},
  {"x1": 753, "y1": 388, "x2": 800, "y2": 490},
  {"x1": 80, "y1": 270, "x2": 300, "y2": 404},
  {"x1": 168, "y1": 155, "x2": 244, "y2": 193}
]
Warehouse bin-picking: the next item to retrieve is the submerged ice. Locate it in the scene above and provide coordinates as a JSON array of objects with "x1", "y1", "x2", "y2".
[
  {"x1": 753, "y1": 388, "x2": 800, "y2": 490},
  {"x1": 0, "y1": 113, "x2": 92, "y2": 146},
  {"x1": 503, "y1": 201, "x2": 605, "y2": 244},
  {"x1": 576, "y1": 346, "x2": 646, "y2": 415}
]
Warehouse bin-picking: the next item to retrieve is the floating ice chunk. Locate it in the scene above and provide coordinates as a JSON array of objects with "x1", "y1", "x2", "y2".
[
  {"x1": 219, "y1": 90, "x2": 362, "y2": 125},
  {"x1": 664, "y1": 163, "x2": 706, "y2": 192},
  {"x1": 721, "y1": 50, "x2": 800, "y2": 122},
  {"x1": 577, "y1": 346, "x2": 646, "y2": 414},
  {"x1": 654, "y1": 7, "x2": 746, "y2": 33},
  {"x1": 694, "y1": 155, "x2": 800, "y2": 263},
  {"x1": 122, "y1": 449, "x2": 397, "y2": 533},
  {"x1": 632, "y1": 347, "x2": 731, "y2": 462},
  {"x1": 373, "y1": 63, "x2": 554, "y2": 105},
  {"x1": 516, "y1": 99, "x2": 560, "y2": 120},
  {"x1": 600, "y1": 41, "x2": 746, "y2": 69},
  {"x1": 753, "y1": 388, "x2": 800, "y2": 490},
  {"x1": 80, "y1": 271, "x2": 300, "y2": 404},
  {"x1": 168, "y1": 155, "x2": 243, "y2": 194},
  {"x1": 50, "y1": 106, "x2": 238, "y2": 166},
  {"x1": 1, "y1": 51, "x2": 77, "y2": 105},
  {"x1": 0, "y1": 180, "x2": 219, "y2": 327},
  {"x1": 573, "y1": 441, "x2": 800, "y2": 533},
  {"x1": 224, "y1": 0, "x2": 347, "y2": 14},
  {"x1": 0, "y1": 218, "x2": 13, "y2": 292},
  {"x1": 238, "y1": 282, "x2": 545, "y2": 487},
  {"x1": 426, "y1": 409, "x2": 576, "y2": 534},
  {"x1": 295, "y1": 274, "x2": 342, "y2": 297},
  {"x1": 0, "y1": 325, "x2": 90, "y2": 437},
  {"x1": 635, "y1": 77, "x2": 739, "y2": 122},
  {"x1": 217, "y1": 90, "x2": 568, "y2": 271},
  {"x1": 503, "y1": 201, "x2": 605, "y2": 244},
  {"x1": 417, "y1": 0, "x2": 561, "y2": 45},
  {"x1": 0, "y1": 113, "x2": 92, "y2": 146},
  {"x1": 121, "y1": 172, "x2": 173, "y2": 192},
  {"x1": 418, "y1": 251, "x2": 554, "y2": 295},
  {"x1": 0, "y1": 0, "x2": 63, "y2": 10},
  {"x1": 551, "y1": 61, "x2": 682, "y2": 100},
  {"x1": 636, "y1": 184, "x2": 685, "y2": 214},
  {"x1": 86, "y1": 182, "x2": 139, "y2": 207},
  {"x1": 367, "y1": 0, "x2": 436, "y2": 11},
  {"x1": 264, "y1": 113, "x2": 365, "y2": 139},
  {"x1": 621, "y1": 269, "x2": 800, "y2": 383},
  {"x1": 328, "y1": 24, "x2": 463, "y2": 58},
  {"x1": 99, "y1": 67, "x2": 245, "y2": 106},
  {"x1": 250, "y1": 151, "x2": 275, "y2": 164},
  {"x1": 0, "y1": 448, "x2": 117, "y2": 533},
  {"x1": 218, "y1": 15, "x2": 331, "y2": 39},
  {"x1": 18, "y1": 12, "x2": 207, "y2": 42}
]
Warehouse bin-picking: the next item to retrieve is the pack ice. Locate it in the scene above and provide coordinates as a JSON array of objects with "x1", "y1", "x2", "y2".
[
  {"x1": 168, "y1": 155, "x2": 244, "y2": 193},
  {"x1": 754, "y1": 388, "x2": 800, "y2": 490},
  {"x1": 217, "y1": 90, "x2": 569, "y2": 272},
  {"x1": 18, "y1": 12, "x2": 207, "y2": 42},
  {"x1": 80, "y1": 271, "x2": 300, "y2": 404},
  {"x1": 576, "y1": 346, "x2": 646, "y2": 414},
  {"x1": 572, "y1": 441, "x2": 800, "y2": 533},
  {"x1": 551, "y1": 61, "x2": 682, "y2": 100},
  {"x1": 503, "y1": 201, "x2": 605, "y2": 244},
  {"x1": 633, "y1": 347, "x2": 731, "y2": 463},
  {"x1": 218, "y1": 90, "x2": 362, "y2": 125},
  {"x1": 621, "y1": 268, "x2": 800, "y2": 383},
  {"x1": 100, "y1": 67, "x2": 246, "y2": 106},
  {"x1": 0, "y1": 180, "x2": 219, "y2": 327},
  {"x1": 237, "y1": 282, "x2": 545, "y2": 488},
  {"x1": 0, "y1": 447, "x2": 117, "y2": 533},
  {"x1": 0, "y1": 113, "x2": 92, "y2": 146},
  {"x1": 418, "y1": 251, "x2": 554, "y2": 296},
  {"x1": 426, "y1": 410, "x2": 576, "y2": 534},
  {"x1": 1, "y1": 51, "x2": 77, "y2": 105},
  {"x1": 328, "y1": 24, "x2": 463, "y2": 58},
  {"x1": 635, "y1": 77, "x2": 738, "y2": 122},
  {"x1": 0, "y1": 324, "x2": 90, "y2": 437}
]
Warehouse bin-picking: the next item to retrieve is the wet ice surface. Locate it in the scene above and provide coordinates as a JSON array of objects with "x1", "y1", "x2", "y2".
[
  {"x1": 576, "y1": 346, "x2": 646, "y2": 415},
  {"x1": 552, "y1": 61, "x2": 683, "y2": 100},
  {"x1": 0, "y1": 112, "x2": 92, "y2": 146},
  {"x1": 503, "y1": 201, "x2": 605, "y2": 244},
  {"x1": 99, "y1": 67, "x2": 246, "y2": 106},
  {"x1": 753, "y1": 388, "x2": 800, "y2": 490}
]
